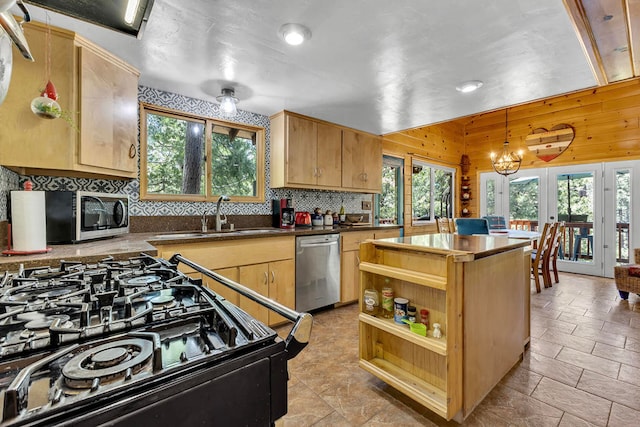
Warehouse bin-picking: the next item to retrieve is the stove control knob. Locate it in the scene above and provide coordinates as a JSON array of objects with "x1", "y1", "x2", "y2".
[{"x1": 180, "y1": 351, "x2": 188, "y2": 362}]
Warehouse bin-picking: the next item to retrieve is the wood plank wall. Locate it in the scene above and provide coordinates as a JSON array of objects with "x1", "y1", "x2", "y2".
[
  {"x1": 382, "y1": 121, "x2": 465, "y2": 235},
  {"x1": 383, "y1": 77, "x2": 640, "y2": 231}
]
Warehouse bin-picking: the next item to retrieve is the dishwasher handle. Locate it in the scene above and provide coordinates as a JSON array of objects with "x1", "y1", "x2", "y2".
[
  {"x1": 170, "y1": 254, "x2": 312, "y2": 360},
  {"x1": 299, "y1": 240, "x2": 338, "y2": 248}
]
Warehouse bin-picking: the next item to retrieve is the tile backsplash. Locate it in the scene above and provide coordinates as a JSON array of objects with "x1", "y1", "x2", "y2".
[{"x1": 0, "y1": 86, "x2": 372, "y2": 223}]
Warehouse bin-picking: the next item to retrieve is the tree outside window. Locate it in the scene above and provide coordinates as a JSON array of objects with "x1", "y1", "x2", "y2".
[
  {"x1": 140, "y1": 104, "x2": 265, "y2": 202},
  {"x1": 411, "y1": 160, "x2": 454, "y2": 224}
]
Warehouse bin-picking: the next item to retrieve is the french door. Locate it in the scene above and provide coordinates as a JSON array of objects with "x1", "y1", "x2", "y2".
[{"x1": 480, "y1": 161, "x2": 640, "y2": 278}]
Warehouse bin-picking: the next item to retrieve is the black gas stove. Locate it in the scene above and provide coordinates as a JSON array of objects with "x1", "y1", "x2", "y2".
[{"x1": 0, "y1": 254, "x2": 312, "y2": 426}]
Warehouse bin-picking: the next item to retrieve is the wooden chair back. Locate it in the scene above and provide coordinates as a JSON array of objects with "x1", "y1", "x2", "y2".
[
  {"x1": 532, "y1": 222, "x2": 557, "y2": 292},
  {"x1": 550, "y1": 222, "x2": 565, "y2": 284},
  {"x1": 436, "y1": 217, "x2": 455, "y2": 233}
]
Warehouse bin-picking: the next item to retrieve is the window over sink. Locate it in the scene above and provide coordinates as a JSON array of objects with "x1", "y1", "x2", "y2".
[{"x1": 139, "y1": 103, "x2": 265, "y2": 202}]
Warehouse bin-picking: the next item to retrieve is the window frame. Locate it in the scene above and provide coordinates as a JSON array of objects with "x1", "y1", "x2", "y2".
[
  {"x1": 139, "y1": 103, "x2": 265, "y2": 203},
  {"x1": 411, "y1": 158, "x2": 456, "y2": 226},
  {"x1": 375, "y1": 155, "x2": 404, "y2": 225}
]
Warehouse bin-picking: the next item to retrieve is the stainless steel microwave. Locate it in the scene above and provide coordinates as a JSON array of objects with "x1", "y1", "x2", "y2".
[{"x1": 45, "y1": 191, "x2": 129, "y2": 243}]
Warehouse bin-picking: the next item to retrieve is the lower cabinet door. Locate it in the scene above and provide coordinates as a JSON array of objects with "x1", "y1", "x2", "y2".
[
  {"x1": 202, "y1": 267, "x2": 239, "y2": 305},
  {"x1": 340, "y1": 250, "x2": 360, "y2": 303},
  {"x1": 268, "y1": 259, "x2": 295, "y2": 325},
  {"x1": 239, "y1": 263, "x2": 270, "y2": 325}
]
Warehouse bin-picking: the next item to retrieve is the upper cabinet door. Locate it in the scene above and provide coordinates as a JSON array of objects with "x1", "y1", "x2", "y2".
[
  {"x1": 269, "y1": 110, "x2": 380, "y2": 193},
  {"x1": 79, "y1": 46, "x2": 139, "y2": 173},
  {"x1": 315, "y1": 122, "x2": 342, "y2": 187},
  {"x1": 286, "y1": 115, "x2": 318, "y2": 185},
  {"x1": 342, "y1": 129, "x2": 382, "y2": 193}
]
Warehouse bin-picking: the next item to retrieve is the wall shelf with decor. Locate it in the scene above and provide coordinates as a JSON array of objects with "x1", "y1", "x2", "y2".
[{"x1": 459, "y1": 155, "x2": 471, "y2": 217}]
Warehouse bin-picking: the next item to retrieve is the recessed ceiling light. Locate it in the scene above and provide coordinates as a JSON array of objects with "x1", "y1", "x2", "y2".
[
  {"x1": 456, "y1": 80, "x2": 484, "y2": 93},
  {"x1": 279, "y1": 23, "x2": 312, "y2": 46}
]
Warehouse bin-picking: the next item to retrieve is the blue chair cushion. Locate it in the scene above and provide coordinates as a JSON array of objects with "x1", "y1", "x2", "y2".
[{"x1": 455, "y1": 218, "x2": 490, "y2": 235}]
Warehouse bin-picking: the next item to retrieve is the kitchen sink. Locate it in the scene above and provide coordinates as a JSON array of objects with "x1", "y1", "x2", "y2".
[
  {"x1": 152, "y1": 232, "x2": 208, "y2": 239},
  {"x1": 152, "y1": 229, "x2": 279, "y2": 239},
  {"x1": 235, "y1": 229, "x2": 277, "y2": 234}
]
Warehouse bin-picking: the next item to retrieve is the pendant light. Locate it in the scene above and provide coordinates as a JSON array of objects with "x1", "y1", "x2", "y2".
[
  {"x1": 216, "y1": 88, "x2": 238, "y2": 117},
  {"x1": 490, "y1": 109, "x2": 523, "y2": 176}
]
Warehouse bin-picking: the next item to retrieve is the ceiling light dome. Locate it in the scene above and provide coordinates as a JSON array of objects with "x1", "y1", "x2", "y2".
[
  {"x1": 279, "y1": 23, "x2": 311, "y2": 46},
  {"x1": 456, "y1": 80, "x2": 484, "y2": 93},
  {"x1": 216, "y1": 88, "x2": 238, "y2": 117}
]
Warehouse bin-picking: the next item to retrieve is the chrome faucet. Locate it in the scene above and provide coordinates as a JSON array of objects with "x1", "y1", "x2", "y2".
[
  {"x1": 215, "y1": 195, "x2": 230, "y2": 231},
  {"x1": 201, "y1": 209, "x2": 209, "y2": 233}
]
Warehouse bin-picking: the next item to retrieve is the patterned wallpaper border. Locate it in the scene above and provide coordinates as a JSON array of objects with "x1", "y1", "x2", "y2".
[{"x1": 0, "y1": 86, "x2": 371, "y2": 221}]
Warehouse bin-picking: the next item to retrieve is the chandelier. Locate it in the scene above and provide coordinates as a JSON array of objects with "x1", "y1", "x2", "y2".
[{"x1": 490, "y1": 109, "x2": 522, "y2": 176}]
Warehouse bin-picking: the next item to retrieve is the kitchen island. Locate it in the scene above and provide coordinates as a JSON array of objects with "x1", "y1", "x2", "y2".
[{"x1": 358, "y1": 233, "x2": 531, "y2": 422}]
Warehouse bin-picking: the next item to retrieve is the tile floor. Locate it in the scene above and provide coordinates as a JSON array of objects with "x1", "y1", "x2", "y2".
[{"x1": 277, "y1": 273, "x2": 640, "y2": 426}]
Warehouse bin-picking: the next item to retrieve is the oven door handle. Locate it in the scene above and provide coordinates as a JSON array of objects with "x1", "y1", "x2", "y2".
[{"x1": 170, "y1": 254, "x2": 312, "y2": 360}]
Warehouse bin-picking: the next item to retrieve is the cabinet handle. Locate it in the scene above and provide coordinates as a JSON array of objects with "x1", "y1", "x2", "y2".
[
  {"x1": 363, "y1": 172, "x2": 368, "y2": 182},
  {"x1": 317, "y1": 167, "x2": 323, "y2": 177},
  {"x1": 356, "y1": 255, "x2": 361, "y2": 264},
  {"x1": 271, "y1": 271, "x2": 276, "y2": 283},
  {"x1": 128, "y1": 143, "x2": 136, "y2": 159},
  {"x1": 263, "y1": 272, "x2": 268, "y2": 284}
]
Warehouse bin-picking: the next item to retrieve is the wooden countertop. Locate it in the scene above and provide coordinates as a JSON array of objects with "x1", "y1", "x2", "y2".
[
  {"x1": 371, "y1": 233, "x2": 531, "y2": 260},
  {"x1": 0, "y1": 225, "x2": 402, "y2": 272}
]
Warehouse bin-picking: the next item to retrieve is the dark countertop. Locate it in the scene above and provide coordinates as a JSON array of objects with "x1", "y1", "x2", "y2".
[
  {"x1": 0, "y1": 225, "x2": 402, "y2": 272},
  {"x1": 371, "y1": 233, "x2": 531, "y2": 260}
]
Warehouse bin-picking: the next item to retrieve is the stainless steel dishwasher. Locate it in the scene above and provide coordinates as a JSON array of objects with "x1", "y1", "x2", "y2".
[{"x1": 295, "y1": 233, "x2": 341, "y2": 312}]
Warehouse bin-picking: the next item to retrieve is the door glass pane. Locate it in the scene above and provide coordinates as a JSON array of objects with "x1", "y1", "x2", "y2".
[
  {"x1": 615, "y1": 170, "x2": 630, "y2": 263},
  {"x1": 557, "y1": 173, "x2": 594, "y2": 263},
  {"x1": 509, "y1": 176, "x2": 539, "y2": 231},
  {"x1": 485, "y1": 179, "x2": 496, "y2": 215}
]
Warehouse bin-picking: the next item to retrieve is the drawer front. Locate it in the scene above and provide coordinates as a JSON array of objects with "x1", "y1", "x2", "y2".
[
  {"x1": 374, "y1": 228, "x2": 401, "y2": 239},
  {"x1": 341, "y1": 231, "x2": 375, "y2": 252},
  {"x1": 155, "y1": 236, "x2": 295, "y2": 271}
]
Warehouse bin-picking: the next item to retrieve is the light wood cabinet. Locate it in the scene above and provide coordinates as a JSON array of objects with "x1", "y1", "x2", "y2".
[
  {"x1": 340, "y1": 228, "x2": 402, "y2": 304},
  {"x1": 342, "y1": 129, "x2": 382, "y2": 192},
  {"x1": 358, "y1": 236, "x2": 528, "y2": 421},
  {"x1": 270, "y1": 112, "x2": 342, "y2": 189},
  {"x1": 154, "y1": 236, "x2": 296, "y2": 327},
  {"x1": 270, "y1": 110, "x2": 382, "y2": 193},
  {"x1": 239, "y1": 259, "x2": 295, "y2": 325},
  {"x1": 0, "y1": 21, "x2": 139, "y2": 179}
]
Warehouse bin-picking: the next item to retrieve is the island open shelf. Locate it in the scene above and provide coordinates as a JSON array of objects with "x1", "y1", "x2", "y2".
[{"x1": 358, "y1": 234, "x2": 530, "y2": 422}]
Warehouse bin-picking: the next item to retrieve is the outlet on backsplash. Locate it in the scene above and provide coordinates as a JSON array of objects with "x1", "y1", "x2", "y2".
[{"x1": 361, "y1": 201, "x2": 371, "y2": 210}]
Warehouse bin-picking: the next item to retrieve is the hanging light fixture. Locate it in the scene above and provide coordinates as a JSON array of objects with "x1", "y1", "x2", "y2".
[
  {"x1": 490, "y1": 109, "x2": 523, "y2": 176},
  {"x1": 216, "y1": 88, "x2": 238, "y2": 117}
]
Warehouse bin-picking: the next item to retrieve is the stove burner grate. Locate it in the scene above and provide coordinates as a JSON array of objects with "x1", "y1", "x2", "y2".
[{"x1": 62, "y1": 338, "x2": 153, "y2": 389}]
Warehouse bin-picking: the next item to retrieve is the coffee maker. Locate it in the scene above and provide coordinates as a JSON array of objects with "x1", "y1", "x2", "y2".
[{"x1": 272, "y1": 198, "x2": 295, "y2": 229}]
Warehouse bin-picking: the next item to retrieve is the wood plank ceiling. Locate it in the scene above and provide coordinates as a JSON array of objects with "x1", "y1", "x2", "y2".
[{"x1": 564, "y1": 0, "x2": 640, "y2": 85}]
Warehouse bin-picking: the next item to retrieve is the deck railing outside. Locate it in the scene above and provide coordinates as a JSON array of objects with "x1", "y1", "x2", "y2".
[{"x1": 509, "y1": 220, "x2": 630, "y2": 264}]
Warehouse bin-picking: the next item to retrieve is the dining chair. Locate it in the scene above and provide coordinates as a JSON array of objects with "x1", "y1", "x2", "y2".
[
  {"x1": 531, "y1": 222, "x2": 557, "y2": 292},
  {"x1": 435, "y1": 216, "x2": 455, "y2": 233},
  {"x1": 454, "y1": 218, "x2": 489, "y2": 236},
  {"x1": 550, "y1": 222, "x2": 565, "y2": 284}
]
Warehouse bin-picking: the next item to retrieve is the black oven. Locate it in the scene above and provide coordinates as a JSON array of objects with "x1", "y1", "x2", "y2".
[
  {"x1": 45, "y1": 191, "x2": 129, "y2": 243},
  {"x1": 0, "y1": 254, "x2": 312, "y2": 426}
]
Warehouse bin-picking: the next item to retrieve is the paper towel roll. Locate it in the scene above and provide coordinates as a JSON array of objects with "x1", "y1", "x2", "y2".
[{"x1": 11, "y1": 190, "x2": 47, "y2": 251}]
